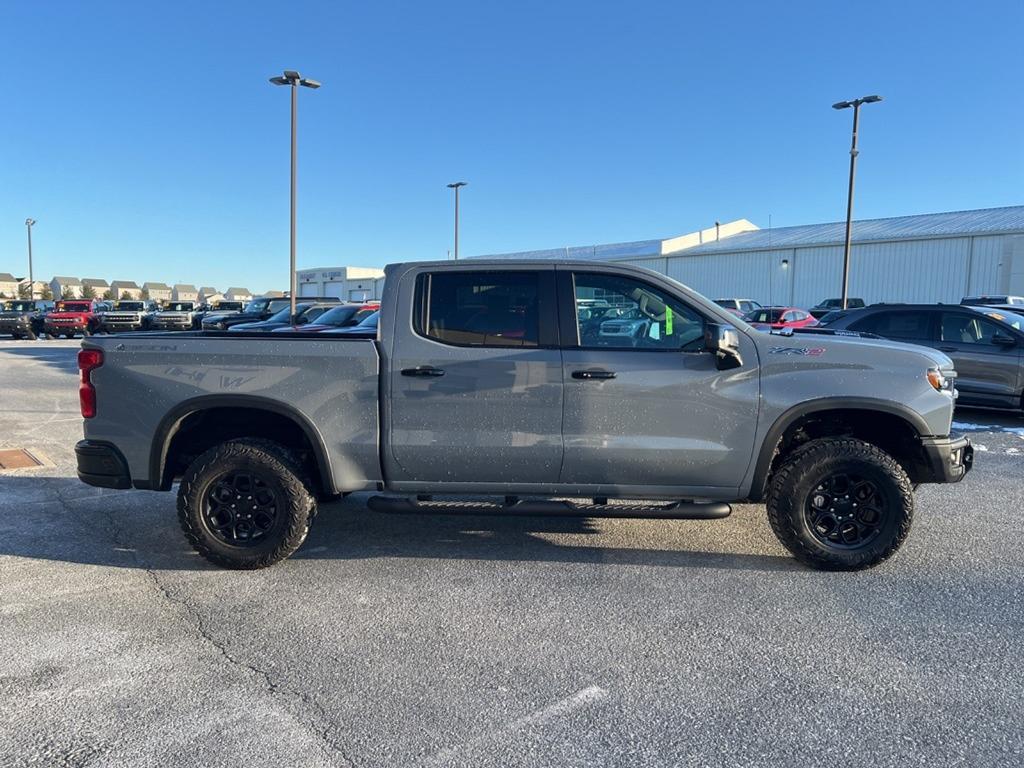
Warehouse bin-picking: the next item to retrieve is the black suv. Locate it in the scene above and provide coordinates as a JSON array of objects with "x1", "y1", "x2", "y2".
[
  {"x1": 809, "y1": 297, "x2": 866, "y2": 319},
  {"x1": 822, "y1": 304, "x2": 1024, "y2": 412},
  {"x1": 0, "y1": 299, "x2": 56, "y2": 339},
  {"x1": 201, "y1": 296, "x2": 341, "y2": 331}
]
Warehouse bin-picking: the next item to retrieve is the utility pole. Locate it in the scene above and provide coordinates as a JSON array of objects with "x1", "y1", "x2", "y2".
[
  {"x1": 270, "y1": 70, "x2": 321, "y2": 323},
  {"x1": 832, "y1": 95, "x2": 883, "y2": 309},
  {"x1": 25, "y1": 218, "x2": 36, "y2": 299},
  {"x1": 447, "y1": 181, "x2": 468, "y2": 259}
]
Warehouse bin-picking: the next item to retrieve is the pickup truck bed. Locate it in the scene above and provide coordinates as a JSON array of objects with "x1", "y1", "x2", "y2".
[{"x1": 76, "y1": 260, "x2": 972, "y2": 572}]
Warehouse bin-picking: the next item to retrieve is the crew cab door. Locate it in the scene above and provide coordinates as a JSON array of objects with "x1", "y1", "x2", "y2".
[
  {"x1": 937, "y1": 311, "x2": 1023, "y2": 407},
  {"x1": 385, "y1": 266, "x2": 563, "y2": 486},
  {"x1": 557, "y1": 268, "x2": 759, "y2": 493}
]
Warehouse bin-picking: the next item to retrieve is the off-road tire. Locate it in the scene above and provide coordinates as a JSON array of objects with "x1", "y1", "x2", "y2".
[
  {"x1": 177, "y1": 438, "x2": 316, "y2": 569},
  {"x1": 766, "y1": 437, "x2": 914, "y2": 571}
]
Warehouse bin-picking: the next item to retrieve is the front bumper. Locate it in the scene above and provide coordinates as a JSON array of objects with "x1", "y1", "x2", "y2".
[
  {"x1": 75, "y1": 440, "x2": 132, "y2": 489},
  {"x1": 920, "y1": 435, "x2": 974, "y2": 484},
  {"x1": 0, "y1": 319, "x2": 32, "y2": 334},
  {"x1": 45, "y1": 321, "x2": 87, "y2": 333},
  {"x1": 98, "y1": 321, "x2": 144, "y2": 331}
]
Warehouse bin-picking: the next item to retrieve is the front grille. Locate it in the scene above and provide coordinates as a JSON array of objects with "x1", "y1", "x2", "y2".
[{"x1": 103, "y1": 314, "x2": 140, "y2": 323}]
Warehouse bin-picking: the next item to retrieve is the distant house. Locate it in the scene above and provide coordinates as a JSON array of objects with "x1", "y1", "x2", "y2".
[
  {"x1": 18, "y1": 278, "x2": 47, "y2": 299},
  {"x1": 198, "y1": 286, "x2": 222, "y2": 303},
  {"x1": 143, "y1": 282, "x2": 172, "y2": 303},
  {"x1": 172, "y1": 284, "x2": 198, "y2": 302},
  {"x1": 225, "y1": 286, "x2": 252, "y2": 302},
  {"x1": 51, "y1": 276, "x2": 83, "y2": 299},
  {"x1": 261, "y1": 290, "x2": 285, "y2": 299},
  {"x1": 80, "y1": 278, "x2": 110, "y2": 298},
  {"x1": 0, "y1": 272, "x2": 19, "y2": 298},
  {"x1": 110, "y1": 280, "x2": 142, "y2": 299}
]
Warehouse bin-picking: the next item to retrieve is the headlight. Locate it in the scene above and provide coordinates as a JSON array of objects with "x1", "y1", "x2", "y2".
[{"x1": 926, "y1": 367, "x2": 954, "y2": 392}]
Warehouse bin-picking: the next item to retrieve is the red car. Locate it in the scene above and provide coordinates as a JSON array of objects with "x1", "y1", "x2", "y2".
[
  {"x1": 271, "y1": 302, "x2": 380, "y2": 333},
  {"x1": 44, "y1": 300, "x2": 101, "y2": 338},
  {"x1": 743, "y1": 306, "x2": 819, "y2": 331}
]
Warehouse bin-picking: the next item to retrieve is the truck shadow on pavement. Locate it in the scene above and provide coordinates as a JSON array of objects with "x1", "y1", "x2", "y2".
[
  {"x1": 0, "y1": 343, "x2": 82, "y2": 374},
  {"x1": 0, "y1": 476, "x2": 796, "y2": 573}
]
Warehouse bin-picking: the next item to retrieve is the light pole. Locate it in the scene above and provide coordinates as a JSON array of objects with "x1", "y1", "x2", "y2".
[
  {"x1": 447, "y1": 181, "x2": 467, "y2": 260},
  {"x1": 270, "y1": 70, "x2": 321, "y2": 323},
  {"x1": 832, "y1": 94, "x2": 882, "y2": 309},
  {"x1": 25, "y1": 218, "x2": 36, "y2": 299}
]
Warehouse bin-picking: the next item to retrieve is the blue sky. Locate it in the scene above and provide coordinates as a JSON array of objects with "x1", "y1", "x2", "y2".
[{"x1": 2, "y1": 0, "x2": 1022, "y2": 293}]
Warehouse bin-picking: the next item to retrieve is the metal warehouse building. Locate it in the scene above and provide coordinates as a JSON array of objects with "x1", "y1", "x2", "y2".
[{"x1": 474, "y1": 205, "x2": 1024, "y2": 307}]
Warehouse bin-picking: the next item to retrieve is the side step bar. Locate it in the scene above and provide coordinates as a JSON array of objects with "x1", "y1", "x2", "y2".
[{"x1": 367, "y1": 496, "x2": 731, "y2": 520}]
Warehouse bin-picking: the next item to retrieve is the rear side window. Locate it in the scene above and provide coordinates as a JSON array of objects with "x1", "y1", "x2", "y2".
[
  {"x1": 850, "y1": 311, "x2": 934, "y2": 341},
  {"x1": 415, "y1": 272, "x2": 540, "y2": 348}
]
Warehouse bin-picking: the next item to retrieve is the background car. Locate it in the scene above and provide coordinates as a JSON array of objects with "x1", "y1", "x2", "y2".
[
  {"x1": 321, "y1": 309, "x2": 379, "y2": 335},
  {"x1": 228, "y1": 302, "x2": 336, "y2": 332},
  {"x1": 743, "y1": 306, "x2": 818, "y2": 331},
  {"x1": 961, "y1": 295, "x2": 1024, "y2": 307},
  {"x1": 94, "y1": 300, "x2": 154, "y2": 333},
  {"x1": 0, "y1": 299, "x2": 55, "y2": 339},
  {"x1": 809, "y1": 297, "x2": 866, "y2": 319},
  {"x1": 150, "y1": 301, "x2": 199, "y2": 331},
  {"x1": 271, "y1": 302, "x2": 380, "y2": 333},
  {"x1": 714, "y1": 298, "x2": 762, "y2": 317},
  {"x1": 822, "y1": 303, "x2": 1024, "y2": 412},
  {"x1": 44, "y1": 299, "x2": 101, "y2": 338},
  {"x1": 202, "y1": 296, "x2": 341, "y2": 330},
  {"x1": 191, "y1": 300, "x2": 245, "y2": 329}
]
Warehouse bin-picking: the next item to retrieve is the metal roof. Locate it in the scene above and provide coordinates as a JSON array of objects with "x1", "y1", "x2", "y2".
[
  {"x1": 474, "y1": 239, "x2": 664, "y2": 262},
  {"x1": 678, "y1": 205, "x2": 1024, "y2": 255}
]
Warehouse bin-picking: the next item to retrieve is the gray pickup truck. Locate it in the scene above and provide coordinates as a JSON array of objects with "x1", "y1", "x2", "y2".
[{"x1": 75, "y1": 260, "x2": 972, "y2": 571}]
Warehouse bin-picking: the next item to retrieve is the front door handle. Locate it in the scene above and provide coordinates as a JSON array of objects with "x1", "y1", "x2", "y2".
[
  {"x1": 401, "y1": 366, "x2": 446, "y2": 377},
  {"x1": 572, "y1": 369, "x2": 616, "y2": 380}
]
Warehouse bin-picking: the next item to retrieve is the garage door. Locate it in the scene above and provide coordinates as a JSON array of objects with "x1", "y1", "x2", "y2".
[
  {"x1": 299, "y1": 283, "x2": 319, "y2": 297},
  {"x1": 324, "y1": 281, "x2": 345, "y2": 299},
  {"x1": 349, "y1": 288, "x2": 371, "y2": 301}
]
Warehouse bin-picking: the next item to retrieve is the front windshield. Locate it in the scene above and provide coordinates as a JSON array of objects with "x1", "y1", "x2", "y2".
[
  {"x1": 163, "y1": 302, "x2": 194, "y2": 312},
  {"x1": 57, "y1": 302, "x2": 91, "y2": 313},
  {"x1": 982, "y1": 310, "x2": 1024, "y2": 331},
  {"x1": 5, "y1": 301, "x2": 34, "y2": 312},
  {"x1": 243, "y1": 299, "x2": 268, "y2": 314},
  {"x1": 114, "y1": 301, "x2": 144, "y2": 311}
]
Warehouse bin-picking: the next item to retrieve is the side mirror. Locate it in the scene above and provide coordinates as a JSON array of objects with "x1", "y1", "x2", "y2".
[
  {"x1": 992, "y1": 332, "x2": 1017, "y2": 347},
  {"x1": 704, "y1": 323, "x2": 743, "y2": 370}
]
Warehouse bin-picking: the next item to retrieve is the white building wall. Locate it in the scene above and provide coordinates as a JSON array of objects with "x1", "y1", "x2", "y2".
[{"x1": 618, "y1": 234, "x2": 1022, "y2": 308}]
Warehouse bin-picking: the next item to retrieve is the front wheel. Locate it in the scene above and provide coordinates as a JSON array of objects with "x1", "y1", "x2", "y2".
[
  {"x1": 177, "y1": 438, "x2": 316, "y2": 569},
  {"x1": 766, "y1": 437, "x2": 913, "y2": 571}
]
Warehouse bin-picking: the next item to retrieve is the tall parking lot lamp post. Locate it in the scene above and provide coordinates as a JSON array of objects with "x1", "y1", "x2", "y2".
[
  {"x1": 25, "y1": 218, "x2": 36, "y2": 299},
  {"x1": 832, "y1": 95, "x2": 882, "y2": 310},
  {"x1": 269, "y1": 70, "x2": 321, "y2": 323},
  {"x1": 447, "y1": 181, "x2": 467, "y2": 260}
]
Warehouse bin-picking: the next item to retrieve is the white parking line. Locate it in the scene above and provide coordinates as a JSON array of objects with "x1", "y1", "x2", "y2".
[{"x1": 426, "y1": 685, "x2": 609, "y2": 763}]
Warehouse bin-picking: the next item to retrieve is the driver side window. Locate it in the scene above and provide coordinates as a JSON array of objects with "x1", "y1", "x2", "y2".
[{"x1": 572, "y1": 272, "x2": 705, "y2": 351}]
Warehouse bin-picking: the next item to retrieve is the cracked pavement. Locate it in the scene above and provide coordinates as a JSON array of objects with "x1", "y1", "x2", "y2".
[{"x1": 1, "y1": 339, "x2": 1023, "y2": 767}]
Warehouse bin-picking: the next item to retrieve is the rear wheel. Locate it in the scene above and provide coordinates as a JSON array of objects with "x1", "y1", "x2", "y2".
[
  {"x1": 177, "y1": 438, "x2": 316, "y2": 569},
  {"x1": 766, "y1": 437, "x2": 913, "y2": 570}
]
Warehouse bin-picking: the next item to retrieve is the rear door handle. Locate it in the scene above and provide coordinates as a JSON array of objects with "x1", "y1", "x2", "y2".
[
  {"x1": 572, "y1": 369, "x2": 616, "y2": 380},
  {"x1": 401, "y1": 366, "x2": 446, "y2": 377}
]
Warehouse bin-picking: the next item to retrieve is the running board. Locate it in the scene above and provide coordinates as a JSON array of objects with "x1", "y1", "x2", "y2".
[{"x1": 367, "y1": 496, "x2": 731, "y2": 520}]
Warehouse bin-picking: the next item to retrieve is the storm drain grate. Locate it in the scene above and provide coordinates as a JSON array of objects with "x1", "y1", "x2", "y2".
[{"x1": 0, "y1": 448, "x2": 44, "y2": 470}]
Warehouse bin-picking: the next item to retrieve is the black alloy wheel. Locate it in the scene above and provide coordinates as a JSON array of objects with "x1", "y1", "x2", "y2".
[
  {"x1": 805, "y1": 472, "x2": 886, "y2": 549},
  {"x1": 201, "y1": 470, "x2": 281, "y2": 547}
]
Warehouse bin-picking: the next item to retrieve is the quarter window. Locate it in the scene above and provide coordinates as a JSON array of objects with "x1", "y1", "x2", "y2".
[
  {"x1": 415, "y1": 271, "x2": 540, "y2": 348},
  {"x1": 572, "y1": 273, "x2": 704, "y2": 351}
]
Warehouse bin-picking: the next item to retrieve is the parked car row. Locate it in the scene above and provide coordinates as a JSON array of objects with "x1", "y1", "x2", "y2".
[{"x1": 0, "y1": 296, "x2": 382, "y2": 340}]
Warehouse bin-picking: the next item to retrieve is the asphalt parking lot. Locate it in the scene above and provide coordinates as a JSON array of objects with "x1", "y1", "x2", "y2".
[{"x1": 1, "y1": 338, "x2": 1022, "y2": 767}]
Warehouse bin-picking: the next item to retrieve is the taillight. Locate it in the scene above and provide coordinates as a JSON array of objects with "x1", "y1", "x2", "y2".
[{"x1": 78, "y1": 348, "x2": 103, "y2": 418}]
